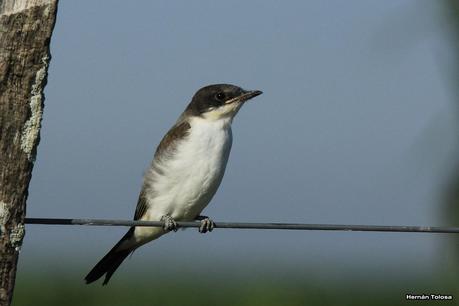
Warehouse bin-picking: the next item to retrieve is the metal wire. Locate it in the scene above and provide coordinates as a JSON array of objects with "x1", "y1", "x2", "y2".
[{"x1": 24, "y1": 218, "x2": 459, "y2": 234}]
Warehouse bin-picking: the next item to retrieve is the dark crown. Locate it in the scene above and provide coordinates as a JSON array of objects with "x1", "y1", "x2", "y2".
[{"x1": 186, "y1": 84, "x2": 245, "y2": 115}]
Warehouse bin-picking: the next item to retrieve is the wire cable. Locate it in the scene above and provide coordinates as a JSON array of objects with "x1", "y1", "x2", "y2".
[{"x1": 24, "y1": 218, "x2": 459, "y2": 234}]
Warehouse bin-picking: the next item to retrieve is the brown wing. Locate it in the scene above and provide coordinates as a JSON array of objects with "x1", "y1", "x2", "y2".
[
  {"x1": 154, "y1": 120, "x2": 191, "y2": 158},
  {"x1": 133, "y1": 188, "x2": 148, "y2": 220},
  {"x1": 133, "y1": 120, "x2": 191, "y2": 221}
]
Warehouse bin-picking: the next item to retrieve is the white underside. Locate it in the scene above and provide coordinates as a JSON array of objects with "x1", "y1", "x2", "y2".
[{"x1": 132, "y1": 115, "x2": 233, "y2": 245}]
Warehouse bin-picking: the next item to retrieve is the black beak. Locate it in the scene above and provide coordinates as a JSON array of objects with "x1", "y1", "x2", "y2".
[
  {"x1": 226, "y1": 89, "x2": 263, "y2": 104},
  {"x1": 241, "y1": 90, "x2": 263, "y2": 101}
]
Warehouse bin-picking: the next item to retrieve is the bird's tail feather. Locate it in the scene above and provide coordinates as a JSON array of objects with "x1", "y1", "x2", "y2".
[{"x1": 85, "y1": 227, "x2": 135, "y2": 285}]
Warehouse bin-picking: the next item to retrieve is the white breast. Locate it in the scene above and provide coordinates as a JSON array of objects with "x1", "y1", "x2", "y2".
[{"x1": 144, "y1": 116, "x2": 233, "y2": 221}]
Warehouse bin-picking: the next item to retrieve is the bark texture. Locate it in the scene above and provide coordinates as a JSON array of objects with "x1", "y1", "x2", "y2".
[{"x1": 0, "y1": 0, "x2": 58, "y2": 305}]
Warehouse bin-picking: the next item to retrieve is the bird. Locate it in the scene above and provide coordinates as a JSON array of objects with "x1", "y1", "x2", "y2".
[{"x1": 85, "y1": 84, "x2": 262, "y2": 285}]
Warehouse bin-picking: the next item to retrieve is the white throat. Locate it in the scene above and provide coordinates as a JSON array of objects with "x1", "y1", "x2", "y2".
[{"x1": 200, "y1": 102, "x2": 243, "y2": 123}]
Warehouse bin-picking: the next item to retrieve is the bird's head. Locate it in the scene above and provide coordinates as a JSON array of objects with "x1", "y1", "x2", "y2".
[{"x1": 186, "y1": 84, "x2": 262, "y2": 121}]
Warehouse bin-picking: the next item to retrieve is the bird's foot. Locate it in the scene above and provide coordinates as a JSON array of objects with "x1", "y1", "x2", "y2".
[
  {"x1": 160, "y1": 215, "x2": 178, "y2": 232},
  {"x1": 196, "y1": 215, "x2": 215, "y2": 233}
]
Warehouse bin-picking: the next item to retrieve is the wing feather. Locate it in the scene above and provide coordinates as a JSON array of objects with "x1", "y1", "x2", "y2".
[{"x1": 133, "y1": 120, "x2": 191, "y2": 221}]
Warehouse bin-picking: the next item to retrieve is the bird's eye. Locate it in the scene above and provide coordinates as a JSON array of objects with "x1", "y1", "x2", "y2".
[{"x1": 215, "y1": 92, "x2": 225, "y2": 101}]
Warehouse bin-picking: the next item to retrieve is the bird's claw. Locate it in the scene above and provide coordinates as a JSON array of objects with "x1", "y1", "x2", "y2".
[
  {"x1": 198, "y1": 217, "x2": 215, "y2": 233},
  {"x1": 161, "y1": 215, "x2": 178, "y2": 232}
]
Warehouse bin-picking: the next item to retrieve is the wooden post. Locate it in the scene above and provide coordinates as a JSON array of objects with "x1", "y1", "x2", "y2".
[{"x1": 0, "y1": 0, "x2": 58, "y2": 305}]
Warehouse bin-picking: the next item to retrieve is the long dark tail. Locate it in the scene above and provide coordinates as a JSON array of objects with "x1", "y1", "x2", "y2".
[{"x1": 85, "y1": 228, "x2": 135, "y2": 285}]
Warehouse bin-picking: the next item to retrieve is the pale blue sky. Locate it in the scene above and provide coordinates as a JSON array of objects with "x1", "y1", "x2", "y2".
[{"x1": 20, "y1": 0, "x2": 459, "y2": 284}]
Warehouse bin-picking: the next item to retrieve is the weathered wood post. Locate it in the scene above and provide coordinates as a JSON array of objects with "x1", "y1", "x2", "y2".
[{"x1": 0, "y1": 0, "x2": 58, "y2": 305}]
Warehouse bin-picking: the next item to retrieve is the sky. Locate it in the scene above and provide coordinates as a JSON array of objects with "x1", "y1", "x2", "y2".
[{"x1": 20, "y1": 0, "x2": 459, "y2": 284}]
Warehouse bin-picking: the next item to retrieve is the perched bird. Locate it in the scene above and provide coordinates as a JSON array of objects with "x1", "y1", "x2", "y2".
[{"x1": 85, "y1": 84, "x2": 262, "y2": 285}]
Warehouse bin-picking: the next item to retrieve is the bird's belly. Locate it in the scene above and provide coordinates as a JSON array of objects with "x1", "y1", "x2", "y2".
[
  {"x1": 159, "y1": 156, "x2": 228, "y2": 220},
  {"x1": 170, "y1": 163, "x2": 224, "y2": 220},
  {"x1": 147, "y1": 125, "x2": 232, "y2": 221}
]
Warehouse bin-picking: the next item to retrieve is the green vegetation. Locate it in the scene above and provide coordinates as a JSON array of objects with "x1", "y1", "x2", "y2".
[{"x1": 12, "y1": 270, "x2": 457, "y2": 306}]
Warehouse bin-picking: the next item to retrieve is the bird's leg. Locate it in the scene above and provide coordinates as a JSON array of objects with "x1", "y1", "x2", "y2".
[
  {"x1": 195, "y1": 215, "x2": 215, "y2": 233},
  {"x1": 160, "y1": 215, "x2": 178, "y2": 232}
]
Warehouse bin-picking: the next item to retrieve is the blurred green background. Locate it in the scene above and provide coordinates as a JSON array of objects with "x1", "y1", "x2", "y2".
[
  {"x1": 12, "y1": 0, "x2": 459, "y2": 305},
  {"x1": 12, "y1": 270, "x2": 459, "y2": 306}
]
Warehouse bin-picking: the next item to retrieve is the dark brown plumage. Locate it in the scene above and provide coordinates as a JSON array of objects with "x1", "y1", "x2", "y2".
[
  {"x1": 154, "y1": 121, "x2": 191, "y2": 159},
  {"x1": 84, "y1": 228, "x2": 135, "y2": 285}
]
